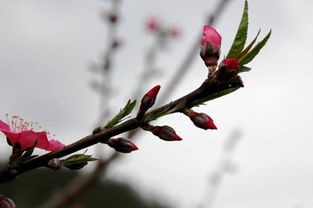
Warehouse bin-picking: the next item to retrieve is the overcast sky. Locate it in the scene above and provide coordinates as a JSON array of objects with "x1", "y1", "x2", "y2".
[{"x1": 1, "y1": 0, "x2": 313, "y2": 207}]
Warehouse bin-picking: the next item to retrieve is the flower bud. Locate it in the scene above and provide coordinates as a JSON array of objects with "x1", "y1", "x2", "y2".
[
  {"x1": 152, "y1": 125, "x2": 182, "y2": 141},
  {"x1": 217, "y1": 58, "x2": 239, "y2": 80},
  {"x1": 200, "y1": 25, "x2": 222, "y2": 67},
  {"x1": 185, "y1": 109, "x2": 217, "y2": 130},
  {"x1": 107, "y1": 138, "x2": 138, "y2": 153},
  {"x1": 138, "y1": 85, "x2": 161, "y2": 118},
  {"x1": 0, "y1": 194, "x2": 16, "y2": 208},
  {"x1": 47, "y1": 158, "x2": 62, "y2": 171}
]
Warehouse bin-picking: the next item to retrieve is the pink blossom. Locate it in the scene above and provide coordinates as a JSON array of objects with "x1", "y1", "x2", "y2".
[
  {"x1": 47, "y1": 139, "x2": 65, "y2": 151},
  {"x1": 0, "y1": 115, "x2": 64, "y2": 151},
  {"x1": 201, "y1": 25, "x2": 222, "y2": 49},
  {"x1": 146, "y1": 17, "x2": 160, "y2": 32}
]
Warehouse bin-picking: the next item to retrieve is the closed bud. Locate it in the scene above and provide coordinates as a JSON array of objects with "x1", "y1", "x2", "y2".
[
  {"x1": 47, "y1": 158, "x2": 62, "y2": 171},
  {"x1": 200, "y1": 25, "x2": 222, "y2": 67},
  {"x1": 0, "y1": 194, "x2": 16, "y2": 208},
  {"x1": 138, "y1": 85, "x2": 161, "y2": 119},
  {"x1": 107, "y1": 138, "x2": 138, "y2": 153},
  {"x1": 152, "y1": 125, "x2": 182, "y2": 141},
  {"x1": 217, "y1": 58, "x2": 239, "y2": 80},
  {"x1": 185, "y1": 109, "x2": 217, "y2": 130}
]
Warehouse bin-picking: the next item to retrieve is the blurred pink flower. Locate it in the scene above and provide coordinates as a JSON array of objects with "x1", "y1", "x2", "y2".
[
  {"x1": 0, "y1": 115, "x2": 64, "y2": 151},
  {"x1": 201, "y1": 25, "x2": 222, "y2": 49},
  {"x1": 170, "y1": 27, "x2": 181, "y2": 38},
  {"x1": 146, "y1": 17, "x2": 160, "y2": 32}
]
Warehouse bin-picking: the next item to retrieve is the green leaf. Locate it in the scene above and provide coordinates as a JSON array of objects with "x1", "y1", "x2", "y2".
[
  {"x1": 239, "y1": 65, "x2": 252, "y2": 73},
  {"x1": 226, "y1": 0, "x2": 249, "y2": 58},
  {"x1": 62, "y1": 154, "x2": 97, "y2": 166},
  {"x1": 237, "y1": 29, "x2": 260, "y2": 60},
  {"x1": 239, "y1": 30, "x2": 272, "y2": 65},
  {"x1": 191, "y1": 87, "x2": 240, "y2": 107},
  {"x1": 105, "y1": 99, "x2": 136, "y2": 128}
]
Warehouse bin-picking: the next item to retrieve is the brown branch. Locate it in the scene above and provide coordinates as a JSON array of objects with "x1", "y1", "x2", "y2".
[{"x1": 0, "y1": 76, "x2": 243, "y2": 183}]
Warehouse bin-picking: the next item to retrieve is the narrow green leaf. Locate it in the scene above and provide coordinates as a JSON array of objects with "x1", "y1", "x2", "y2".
[
  {"x1": 191, "y1": 87, "x2": 240, "y2": 107},
  {"x1": 237, "y1": 29, "x2": 261, "y2": 60},
  {"x1": 238, "y1": 65, "x2": 252, "y2": 73},
  {"x1": 239, "y1": 30, "x2": 272, "y2": 65},
  {"x1": 105, "y1": 99, "x2": 136, "y2": 128},
  {"x1": 226, "y1": 0, "x2": 249, "y2": 58}
]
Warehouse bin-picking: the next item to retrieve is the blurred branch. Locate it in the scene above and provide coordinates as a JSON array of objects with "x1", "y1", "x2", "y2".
[{"x1": 198, "y1": 129, "x2": 242, "y2": 208}]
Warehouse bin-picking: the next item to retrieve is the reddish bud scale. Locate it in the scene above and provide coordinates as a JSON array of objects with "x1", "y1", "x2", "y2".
[
  {"x1": 217, "y1": 58, "x2": 239, "y2": 80},
  {"x1": 186, "y1": 110, "x2": 217, "y2": 130},
  {"x1": 107, "y1": 138, "x2": 138, "y2": 153},
  {"x1": 152, "y1": 125, "x2": 182, "y2": 141}
]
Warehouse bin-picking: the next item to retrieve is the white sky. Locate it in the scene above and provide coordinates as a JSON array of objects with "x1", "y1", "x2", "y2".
[{"x1": 1, "y1": 0, "x2": 313, "y2": 207}]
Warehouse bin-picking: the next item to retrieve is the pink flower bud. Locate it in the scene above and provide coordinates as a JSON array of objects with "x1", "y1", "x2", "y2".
[
  {"x1": 201, "y1": 25, "x2": 222, "y2": 49},
  {"x1": 152, "y1": 125, "x2": 182, "y2": 141},
  {"x1": 146, "y1": 85, "x2": 161, "y2": 99},
  {"x1": 185, "y1": 110, "x2": 217, "y2": 130},
  {"x1": 138, "y1": 85, "x2": 161, "y2": 116},
  {"x1": 107, "y1": 138, "x2": 138, "y2": 153},
  {"x1": 0, "y1": 195, "x2": 16, "y2": 208},
  {"x1": 146, "y1": 17, "x2": 160, "y2": 32},
  {"x1": 200, "y1": 25, "x2": 222, "y2": 67}
]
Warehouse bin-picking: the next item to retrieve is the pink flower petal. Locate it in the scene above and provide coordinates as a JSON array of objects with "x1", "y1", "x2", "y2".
[
  {"x1": 47, "y1": 139, "x2": 65, "y2": 151},
  {"x1": 201, "y1": 25, "x2": 222, "y2": 49},
  {"x1": 0, "y1": 120, "x2": 10, "y2": 131}
]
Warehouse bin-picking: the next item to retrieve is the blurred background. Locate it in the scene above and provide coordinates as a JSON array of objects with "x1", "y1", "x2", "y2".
[{"x1": 0, "y1": 0, "x2": 313, "y2": 207}]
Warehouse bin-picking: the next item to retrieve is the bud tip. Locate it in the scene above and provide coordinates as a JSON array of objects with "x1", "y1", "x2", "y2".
[{"x1": 146, "y1": 85, "x2": 161, "y2": 98}]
